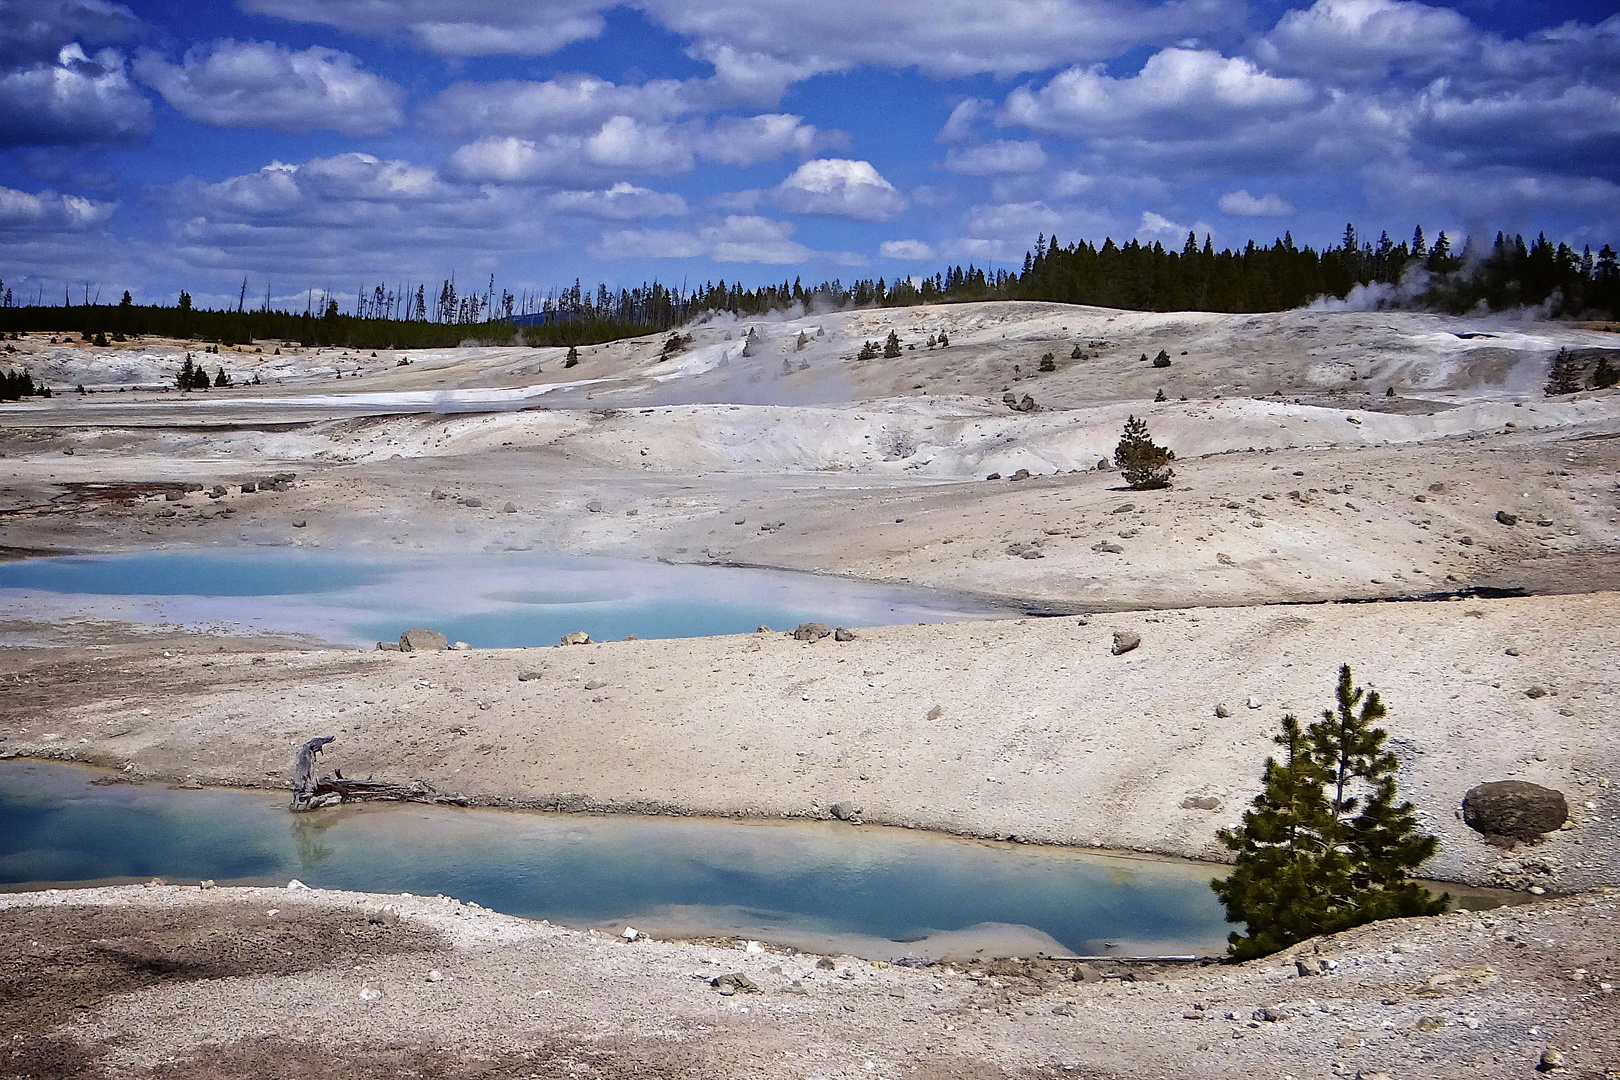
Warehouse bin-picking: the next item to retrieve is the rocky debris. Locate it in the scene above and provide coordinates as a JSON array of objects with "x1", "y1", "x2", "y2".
[
  {"x1": 1182, "y1": 795, "x2": 1221, "y2": 810},
  {"x1": 833, "y1": 627, "x2": 857, "y2": 641},
  {"x1": 207, "y1": 485, "x2": 227, "y2": 498},
  {"x1": 398, "y1": 628, "x2": 448, "y2": 652},
  {"x1": 793, "y1": 622, "x2": 832, "y2": 641},
  {"x1": 462, "y1": 497, "x2": 483, "y2": 508},
  {"x1": 426, "y1": 969, "x2": 443, "y2": 982},
  {"x1": 1111, "y1": 630, "x2": 1141, "y2": 655},
  {"x1": 710, "y1": 972, "x2": 760, "y2": 995},
  {"x1": 1096, "y1": 458, "x2": 1112, "y2": 470},
  {"x1": 1537, "y1": 1049, "x2": 1564, "y2": 1072},
  {"x1": 1247, "y1": 697, "x2": 1262, "y2": 709},
  {"x1": 375, "y1": 641, "x2": 401, "y2": 652},
  {"x1": 164, "y1": 491, "x2": 184, "y2": 502},
  {"x1": 1495, "y1": 510, "x2": 1519, "y2": 526},
  {"x1": 1215, "y1": 703, "x2": 1231, "y2": 718},
  {"x1": 503, "y1": 502, "x2": 517, "y2": 513},
  {"x1": 1111, "y1": 503, "x2": 1136, "y2": 514},
  {"x1": 1525, "y1": 685, "x2": 1548, "y2": 699},
  {"x1": 1002, "y1": 392, "x2": 1037, "y2": 412},
  {"x1": 517, "y1": 671, "x2": 543, "y2": 682},
  {"x1": 584, "y1": 680, "x2": 607, "y2": 690},
  {"x1": 1008, "y1": 468, "x2": 1031, "y2": 481},
  {"x1": 815, "y1": 956, "x2": 837, "y2": 970},
  {"x1": 1463, "y1": 780, "x2": 1569, "y2": 841},
  {"x1": 292, "y1": 520, "x2": 307, "y2": 528},
  {"x1": 830, "y1": 801, "x2": 858, "y2": 821},
  {"x1": 450, "y1": 641, "x2": 471, "y2": 651},
  {"x1": 559, "y1": 631, "x2": 591, "y2": 646},
  {"x1": 985, "y1": 472, "x2": 1001, "y2": 480},
  {"x1": 1295, "y1": 958, "x2": 1339, "y2": 977},
  {"x1": 240, "y1": 482, "x2": 257, "y2": 493},
  {"x1": 586, "y1": 500, "x2": 603, "y2": 513},
  {"x1": 1092, "y1": 541, "x2": 1124, "y2": 554},
  {"x1": 622, "y1": 927, "x2": 639, "y2": 942},
  {"x1": 431, "y1": 488, "x2": 447, "y2": 500}
]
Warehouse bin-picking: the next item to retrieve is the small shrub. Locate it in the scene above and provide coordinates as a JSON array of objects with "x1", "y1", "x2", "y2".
[
  {"x1": 1038, "y1": 353, "x2": 1056, "y2": 372},
  {"x1": 883, "y1": 330, "x2": 902, "y2": 358},
  {"x1": 564, "y1": 345, "x2": 580, "y2": 368},
  {"x1": 857, "y1": 340, "x2": 880, "y2": 361}
]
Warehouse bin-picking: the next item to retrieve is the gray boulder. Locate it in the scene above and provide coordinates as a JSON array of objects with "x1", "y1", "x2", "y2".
[
  {"x1": 375, "y1": 641, "x2": 401, "y2": 652},
  {"x1": 793, "y1": 622, "x2": 832, "y2": 641},
  {"x1": 1462, "y1": 780, "x2": 1568, "y2": 840},
  {"x1": 830, "y1": 801, "x2": 858, "y2": 821},
  {"x1": 1111, "y1": 630, "x2": 1141, "y2": 655},
  {"x1": 398, "y1": 628, "x2": 448, "y2": 652},
  {"x1": 833, "y1": 627, "x2": 857, "y2": 641},
  {"x1": 1495, "y1": 510, "x2": 1518, "y2": 526},
  {"x1": 559, "y1": 631, "x2": 591, "y2": 646}
]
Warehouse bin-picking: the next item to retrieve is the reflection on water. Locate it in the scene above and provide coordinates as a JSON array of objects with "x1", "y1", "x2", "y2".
[
  {"x1": 1, "y1": 761, "x2": 1231, "y2": 958},
  {"x1": 0, "y1": 550, "x2": 1012, "y2": 647}
]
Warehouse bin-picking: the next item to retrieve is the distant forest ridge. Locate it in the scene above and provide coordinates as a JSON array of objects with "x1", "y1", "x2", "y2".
[{"x1": 1, "y1": 225, "x2": 1615, "y2": 351}]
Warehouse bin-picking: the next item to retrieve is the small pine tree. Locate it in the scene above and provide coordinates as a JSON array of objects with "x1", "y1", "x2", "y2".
[
  {"x1": 883, "y1": 330, "x2": 902, "y2": 358},
  {"x1": 1592, "y1": 354, "x2": 1618, "y2": 390},
  {"x1": 857, "y1": 340, "x2": 880, "y2": 361},
  {"x1": 176, "y1": 356, "x2": 195, "y2": 390},
  {"x1": 1038, "y1": 352, "x2": 1056, "y2": 372},
  {"x1": 1545, "y1": 348, "x2": 1584, "y2": 395},
  {"x1": 1213, "y1": 665, "x2": 1447, "y2": 960},
  {"x1": 214, "y1": 367, "x2": 230, "y2": 388},
  {"x1": 1386, "y1": 386, "x2": 1396, "y2": 397},
  {"x1": 937, "y1": 332, "x2": 948, "y2": 347},
  {"x1": 1154, "y1": 388, "x2": 1167, "y2": 402},
  {"x1": 564, "y1": 345, "x2": 580, "y2": 368},
  {"x1": 1113, "y1": 415, "x2": 1175, "y2": 489}
]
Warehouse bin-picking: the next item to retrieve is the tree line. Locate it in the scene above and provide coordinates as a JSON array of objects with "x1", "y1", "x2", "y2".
[{"x1": 2, "y1": 223, "x2": 1615, "y2": 351}]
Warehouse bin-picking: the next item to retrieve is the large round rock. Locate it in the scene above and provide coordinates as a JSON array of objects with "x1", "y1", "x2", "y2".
[{"x1": 1462, "y1": 780, "x2": 1568, "y2": 841}]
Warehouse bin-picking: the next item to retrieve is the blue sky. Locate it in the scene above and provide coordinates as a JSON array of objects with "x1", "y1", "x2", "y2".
[{"x1": 2, "y1": 0, "x2": 1617, "y2": 309}]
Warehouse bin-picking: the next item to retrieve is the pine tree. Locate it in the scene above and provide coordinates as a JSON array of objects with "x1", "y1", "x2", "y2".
[
  {"x1": 564, "y1": 345, "x2": 580, "y2": 368},
  {"x1": 1545, "y1": 347, "x2": 1584, "y2": 395},
  {"x1": 1112, "y1": 415, "x2": 1175, "y2": 489},
  {"x1": 1213, "y1": 665, "x2": 1447, "y2": 960},
  {"x1": 857, "y1": 340, "x2": 880, "y2": 361},
  {"x1": 214, "y1": 367, "x2": 230, "y2": 387},
  {"x1": 176, "y1": 356, "x2": 195, "y2": 390},
  {"x1": 883, "y1": 330, "x2": 902, "y2": 358},
  {"x1": 1591, "y1": 354, "x2": 1617, "y2": 390}
]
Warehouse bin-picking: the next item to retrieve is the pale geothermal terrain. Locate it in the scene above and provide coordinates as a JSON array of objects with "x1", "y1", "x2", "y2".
[{"x1": 2, "y1": 301, "x2": 1618, "y2": 1079}]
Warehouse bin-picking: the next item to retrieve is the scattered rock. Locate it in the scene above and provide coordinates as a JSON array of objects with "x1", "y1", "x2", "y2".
[
  {"x1": 1096, "y1": 458, "x2": 1112, "y2": 470},
  {"x1": 622, "y1": 927, "x2": 639, "y2": 941},
  {"x1": 1247, "y1": 696, "x2": 1262, "y2": 709},
  {"x1": 559, "y1": 631, "x2": 591, "y2": 646},
  {"x1": 1495, "y1": 510, "x2": 1518, "y2": 526},
  {"x1": 1009, "y1": 468, "x2": 1031, "y2": 481},
  {"x1": 1537, "y1": 1049, "x2": 1564, "y2": 1073},
  {"x1": 1182, "y1": 795, "x2": 1221, "y2": 810},
  {"x1": 816, "y1": 956, "x2": 837, "y2": 970},
  {"x1": 199, "y1": 880, "x2": 215, "y2": 889},
  {"x1": 1525, "y1": 685, "x2": 1548, "y2": 699},
  {"x1": 1505, "y1": 646, "x2": 1521, "y2": 656},
  {"x1": 985, "y1": 472, "x2": 1001, "y2": 480},
  {"x1": 431, "y1": 488, "x2": 447, "y2": 500},
  {"x1": 450, "y1": 641, "x2": 471, "y2": 651},
  {"x1": 1463, "y1": 780, "x2": 1569, "y2": 840},
  {"x1": 375, "y1": 641, "x2": 400, "y2": 651},
  {"x1": 1111, "y1": 630, "x2": 1140, "y2": 655},
  {"x1": 291, "y1": 520, "x2": 307, "y2": 529},
  {"x1": 586, "y1": 500, "x2": 603, "y2": 513},
  {"x1": 426, "y1": 969, "x2": 443, "y2": 982},
  {"x1": 287, "y1": 879, "x2": 308, "y2": 890},
  {"x1": 584, "y1": 680, "x2": 607, "y2": 690},
  {"x1": 830, "y1": 801, "x2": 858, "y2": 821},
  {"x1": 793, "y1": 622, "x2": 832, "y2": 642},
  {"x1": 399, "y1": 627, "x2": 449, "y2": 652},
  {"x1": 164, "y1": 490, "x2": 184, "y2": 502},
  {"x1": 926, "y1": 705, "x2": 944, "y2": 721},
  {"x1": 833, "y1": 626, "x2": 857, "y2": 641},
  {"x1": 503, "y1": 502, "x2": 518, "y2": 513},
  {"x1": 462, "y1": 497, "x2": 483, "y2": 508},
  {"x1": 1215, "y1": 703, "x2": 1231, "y2": 718},
  {"x1": 517, "y1": 671, "x2": 543, "y2": 681},
  {"x1": 1092, "y1": 541, "x2": 1124, "y2": 554},
  {"x1": 1111, "y1": 503, "x2": 1136, "y2": 514},
  {"x1": 710, "y1": 972, "x2": 759, "y2": 995}
]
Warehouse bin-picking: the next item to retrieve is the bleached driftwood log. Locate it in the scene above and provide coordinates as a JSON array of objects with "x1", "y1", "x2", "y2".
[{"x1": 289, "y1": 734, "x2": 467, "y2": 812}]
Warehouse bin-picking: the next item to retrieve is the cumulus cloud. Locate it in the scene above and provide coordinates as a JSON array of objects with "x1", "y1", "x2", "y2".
[
  {"x1": 700, "y1": 113, "x2": 831, "y2": 165},
  {"x1": 880, "y1": 239, "x2": 935, "y2": 260},
  {"x1": 132, "y1": 40, "x2": 403, "y2": 136},
  {"x1": 547, "y1": 182, "x2": 687, "y2": 220},
  {"x1": 425, "y1": 75, "x2": 695, "y2": 136},
  {"x1": 937, "y1": 97, "x2": 992, "y2": 143},
  {"x1": 1135, "y1": 210, "x2": 1213, "y2": 245},
  {"x1": 1217, "y1": 189, "x2": 1294, "y2": 216},
  {"x1": 1003, "y1": 48, "x2": 1317, "y2": 138},
  {"x1": 161, "y1": 152, "x2": 542, "y2": 277},
  {"x1": 446, "y1": 119, "x2": 694, "y2": 184},
  {"x1": 0, "y1": 42, "x2": 151, "y2": 147},
  {"x1": 0, "y1": 184, "x2": 115, "y2": 230},
  {"x1": 592, "y1": 214, "x2": 813, "y2": 263},
  {"x1": 774, "y1": 159, "x2": 905, "y2": 222},
  {"x1": 0, "y1": 0, "x2": 142, "y2": 64},
  {"x1": 943, "y1": 140, "x2": 1046, "y2": 176},
  {"x1": 1256, "y1": 0, "x2": 1476, "y2": 82},
  {"x1": 238, "y1": 0, "x2": 608, "y2": 57}
]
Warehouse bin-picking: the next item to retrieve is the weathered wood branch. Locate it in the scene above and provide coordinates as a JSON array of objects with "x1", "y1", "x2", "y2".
[{"x1": 289, "y1": 734, "x2": 468, "y2": 812}]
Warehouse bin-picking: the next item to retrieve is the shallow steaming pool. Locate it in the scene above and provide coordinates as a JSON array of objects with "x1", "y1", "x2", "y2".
[
  {"x1": 0, "y1": 762, "x2": 1232, "y2": 959},
  {"x1": 0, "y1": 549, "x2": 1012, "y2": 647}
]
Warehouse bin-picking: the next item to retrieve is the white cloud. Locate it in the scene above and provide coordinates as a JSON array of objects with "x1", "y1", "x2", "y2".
[
  {"x1": 446, "y1": 119, "x2": 694, "y2": 183},
  {"x1": 547, "y1": 183, "x2": 687, "y2": 220},
  {"x1": 1256, "y1": 0, "x2": 1475, "y2": 82},
  {"x1": 133, "y1": 40, "x2": 403, "y2": 136},
  {"x1": 584, "y1": 116, "x2": 694, "y2": 172},
  {"x1": 700, "y1": 113, "x2": 830, "y2": 165},
  {"x1": 425, "y1": 75, "x2": 695, "y2": 136},
  {"x1": 0, "y1": 184, "x2": 115, "y2": 230},
  {"x1": 1135, "y1": 210, "x2": 1213, "y2": 246},
  {"x1": 239, "y1": 0, "x2": 1246, "y2": 80},
  {"x1": 775, "y1": 158, "x2": 905, "y2": 222},
  {"x1": 943, "y1": 140, "x2": 1047, "y2": 175},
  {"x1": 880, "y1": 239, "x2": 935, "y2": 260},
  {"x1": 238, "y1": 0, "x2": 609, "y2": 57},
  {"x1": 592, "y1": 214, "x2": 813, "y2": 263},
  {"x1": 1002, "y1": 48, "x2": 1317, "y2": 138},
  {"x1": 937, "y1": 98, "x2": 991, "y2": 144},
  {"x1": 0, "y1": 42, "x2": 151, "y2": 147},
  {"x1": 1217, "y1": 189, "x2": 1295, "y2": 216}
]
